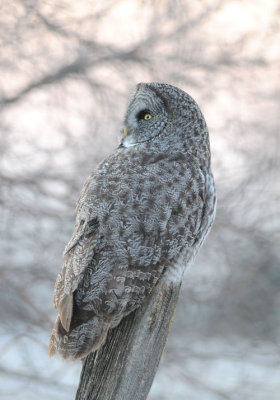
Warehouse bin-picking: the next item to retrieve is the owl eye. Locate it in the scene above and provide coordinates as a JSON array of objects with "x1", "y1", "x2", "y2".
[{"x1": 137, "y1": 110, "x2": 153, "y2": 121}]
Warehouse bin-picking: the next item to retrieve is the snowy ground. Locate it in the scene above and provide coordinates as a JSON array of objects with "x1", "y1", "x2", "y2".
[{"x1": 1, "y1": 326, "x2": 279, "y2": 400}]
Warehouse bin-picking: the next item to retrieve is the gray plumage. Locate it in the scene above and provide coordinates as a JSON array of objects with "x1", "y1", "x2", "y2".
[{"x1": 49, "y1": 82, "x2": 216, "y2": 360}]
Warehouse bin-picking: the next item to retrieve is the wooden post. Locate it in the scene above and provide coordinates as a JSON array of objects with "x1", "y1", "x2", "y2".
[{"x1": 75, "y1": 277, "x2": 181, "y2": 400}]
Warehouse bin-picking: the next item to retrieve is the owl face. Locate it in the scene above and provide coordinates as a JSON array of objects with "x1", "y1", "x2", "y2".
[{"x1": 121, "y1": 84, "x2": 169, "y2": 147}]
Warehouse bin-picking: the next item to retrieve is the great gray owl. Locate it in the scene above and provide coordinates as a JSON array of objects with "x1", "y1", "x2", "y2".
[{"x1": 49, "y1": 82, "x2": 216, "y2": 360}]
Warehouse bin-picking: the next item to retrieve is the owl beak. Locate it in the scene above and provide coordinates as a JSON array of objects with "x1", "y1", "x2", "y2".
[
  {"x1": 124, "y1": 126, "x2": 128, "y2": 137},
  {"x1": 121, "y1": 124, "x2": 136, "y2": 148},
  {"x1": 119, "y1": 126, "x2": 129, "y2": 148}
]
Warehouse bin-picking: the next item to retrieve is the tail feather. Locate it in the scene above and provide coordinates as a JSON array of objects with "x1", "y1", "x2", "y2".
[{"x1": 49, "y1": 315, "x2": 110, "y2": 360}]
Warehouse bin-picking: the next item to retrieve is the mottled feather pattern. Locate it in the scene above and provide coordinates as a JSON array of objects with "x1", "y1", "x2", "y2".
[{"x1": 49, "y1": 82, "x2": 216, "y2": 359}]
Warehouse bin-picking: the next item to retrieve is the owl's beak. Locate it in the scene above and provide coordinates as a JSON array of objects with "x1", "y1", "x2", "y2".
[
  {"x1": 119, "y1": 126, "x2": 128, "y2": 148},
  {"x1": 121, "y1": 124, "x2": 136, "y2": 148}
]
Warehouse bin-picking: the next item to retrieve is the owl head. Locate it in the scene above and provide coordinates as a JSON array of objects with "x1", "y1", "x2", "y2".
[{"x1": 121, "y1": 82, "x2": 208, "y2": 152}]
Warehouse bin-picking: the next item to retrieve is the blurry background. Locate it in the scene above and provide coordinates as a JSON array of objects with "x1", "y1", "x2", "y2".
[{"x1": 0, "y1": 0, "x2": 279, "y2": 399}]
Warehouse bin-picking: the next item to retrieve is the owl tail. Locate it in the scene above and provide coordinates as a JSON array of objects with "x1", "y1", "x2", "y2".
[{"x1": 49, "y1": 314, "x2": 110, "y2": 360}]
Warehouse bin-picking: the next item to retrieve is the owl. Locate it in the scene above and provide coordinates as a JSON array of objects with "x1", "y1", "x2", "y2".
[{"x1": 49, "y1": 82, "x2": 216, "y2": 360}]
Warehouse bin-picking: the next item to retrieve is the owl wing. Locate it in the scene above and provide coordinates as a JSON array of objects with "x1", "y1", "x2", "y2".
[
  {"x1": 51, "y1": 157, "x2": 214, "y2": 359},
  {"x1": 53, "y1": 174, "x2": 100, "y2": 331},
  {"x1": 94, "y1": 166, "x2": 211, "y2": 321}
]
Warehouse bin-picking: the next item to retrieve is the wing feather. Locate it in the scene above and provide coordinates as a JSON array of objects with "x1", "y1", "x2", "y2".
[
  {"x1": 53, "y1": 170, "x2": 100, "y2": 311},
  {"x1": 59, "y1": 294, "x2": 73, "y2": 331},
  {"x1": 53, "y1": 213, "x2": 99, "y2": 326}
]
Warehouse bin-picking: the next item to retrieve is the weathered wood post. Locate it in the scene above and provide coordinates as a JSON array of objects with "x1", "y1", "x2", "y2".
[{"x1": 75, "y1": 277, "x2": 181, "y2": 400}]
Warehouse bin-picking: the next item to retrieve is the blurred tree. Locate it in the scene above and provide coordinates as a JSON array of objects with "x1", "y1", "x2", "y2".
[{"x1": 0, "y1": 0, "x2": 279, "y2": 399}]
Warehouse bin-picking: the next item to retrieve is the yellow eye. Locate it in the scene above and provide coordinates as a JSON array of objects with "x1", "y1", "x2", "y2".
[{"x1": 144, "y1": 113, "x2": 152, "y2": 120}]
